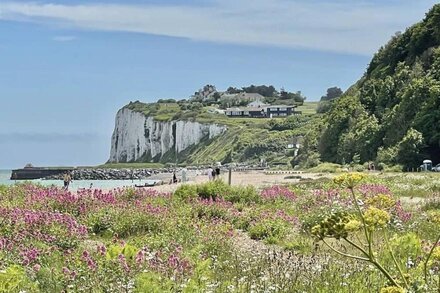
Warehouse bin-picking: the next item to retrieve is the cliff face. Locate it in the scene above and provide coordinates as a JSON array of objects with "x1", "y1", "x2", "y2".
[{"x1": 109, "y1": 108, "x2": 226, "y2": 163}]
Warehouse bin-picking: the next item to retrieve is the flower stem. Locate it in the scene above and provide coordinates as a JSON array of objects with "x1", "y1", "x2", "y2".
[
  {"x1": 344, "y1": 237, "x2": 370, "y2": 258},
  {"x1": 384, "y1": 230, "x2": 408, "y2": 289},
  {"x1": 349, "y1": 187, "x2": 373, "y2": 258},
  {"x1": 424, "y1": 233, "x2": 440, "y2": 284},
  {"x1": 322, "y1": 238, "x2": 369, "y2": 261}
]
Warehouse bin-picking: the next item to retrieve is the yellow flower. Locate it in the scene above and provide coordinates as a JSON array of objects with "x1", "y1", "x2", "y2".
[
  {"x1": 428, "y1": 247, "x2": 440, "y2": 267},
  {"x1": 366, "y1": 194, "x2": 396, "y2": 209},
  {"x1": 311, "y1": 225, "x2": 321, "y2": 236},
  {"x1": 431, "y1": 246, "x2": 440, "y2": 262},
  {"x1": 363, "y1": 207, "x2": 390, "y2": 228},
  {"x1": 380, "y1": 286, "x2": 405, "y2": 293},
  {"x1": 333, "y1": 173, "x2": 365, "y2": 188},
  {"x1": 428, "y1": 211, "x2": 440, "y2": 225},
  {"x1": 344, "y1": 219, "x2": 362, "y2": 232}
]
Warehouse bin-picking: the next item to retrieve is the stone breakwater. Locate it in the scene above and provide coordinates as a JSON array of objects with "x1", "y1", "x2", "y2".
[{"x1": 43, "y1": 168, "x2": 169, "y2": 180}]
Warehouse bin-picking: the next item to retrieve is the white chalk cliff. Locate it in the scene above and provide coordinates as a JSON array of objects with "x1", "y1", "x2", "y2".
[{"x1": 109, "y1": 108, "x2": 226, "y2": 162}]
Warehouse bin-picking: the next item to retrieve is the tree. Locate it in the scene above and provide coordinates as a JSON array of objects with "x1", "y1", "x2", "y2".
[
  {"x1": 213, "y1": 92, "x2": 221, "y2": 102},
  {"x1": 396, "y1": 128, "x2": 424, "y2": 168},
  {"x1": 316, "y1": 101, "x2": 332, "y2": 113},
  {"x1": 320, "y1": 87, "x2": 343, "y2": 101},
  {"x1": 226, "y1": 87, "x2": 242, "y2": 94},
  {"x1": 241, "y1": 85, "x2": 276, "y2": 97}
]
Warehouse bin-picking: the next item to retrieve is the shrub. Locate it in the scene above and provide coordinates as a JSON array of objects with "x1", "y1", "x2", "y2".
[
  {"x1": 248, "y1": 218, "x2": 289, "y2": 243},
  {"x1": 86, "y1": 208, "x2": 163, "y2": 237},
  {"x1": 223, "y1": 185, "x2": 260, "y2": 203},
  {"x1": 196, "y1": 180, "x2": 231, "y2": 200},
  {"x1": 195, "y1": 199, "x2": 234, "y2": 221},
  {"x1": 174, "y1": 184, "x2": 198, "y2": 200},
  {"x1": 85, "y1": 208, "x2": 115, "y2": 235},
  {"x1": 113, "y1": 210, "x2": 162, "y2": 237},
  {"x1": 0, "y1": 265, "x2": 37, "y2": 292}
]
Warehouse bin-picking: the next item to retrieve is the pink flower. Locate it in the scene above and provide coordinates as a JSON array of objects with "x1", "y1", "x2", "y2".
[
  {"x1": 33, "y1": 264, "x2": 41, "y2": 272},
  {"x1": 261, "y1": 186, "x2": 296, "y2": 201}
]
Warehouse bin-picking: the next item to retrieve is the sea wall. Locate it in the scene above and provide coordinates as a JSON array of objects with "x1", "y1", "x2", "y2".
[{"x1": 109, "y1": 108, "x2": 226, "y2": 163}]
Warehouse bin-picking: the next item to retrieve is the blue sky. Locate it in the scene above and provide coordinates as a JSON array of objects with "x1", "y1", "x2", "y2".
[{"x1": 0, "y1": 0, "x2": 437, "y2": 168}]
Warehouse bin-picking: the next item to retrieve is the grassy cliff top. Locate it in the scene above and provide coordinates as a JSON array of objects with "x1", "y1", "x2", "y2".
[{"x1": 123, "y1": 100, "x2": 317, "y2": 127}]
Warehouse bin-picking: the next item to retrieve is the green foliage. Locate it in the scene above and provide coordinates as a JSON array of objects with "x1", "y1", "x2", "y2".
[
  {"x1": 0, "y1": 265, "x2": 36, "y2": 293},
  {"x1": 318, "y1": 5, "x2": 440, "y2": 167},
  {"x1": 223, "y1": 185, "x2": 260, "y2": 204},
  {"x1": 316, "y1": 100, "x2": 332, "y2": 113},
  {"x1": 174, "y1": 184, "x2": 198, "y2": 200},
  {"x1": 135, "y1": 271, "x2": 175, "y2": 293},
  {"x1": 320, "y1": 87, "x2": 343, "y2": 101},
  {"x1": 184, "y1": 259, "x2": 213, "y2": 292},
  {"x1": 106, "y1": 243, "x2": 139, "y2": 261},
  {"x1": 268, "y1": 115, "x2": 311, "y2": 131},
  {"x1": 248, "y1": 218, "x2": 289, "y2": 243},
  {"x1": 388, "y1": 233, "x2": 422, "y2": 265},
  {"x1": 279, "y1": 90, "x2": 306, "y2": 104},
  {"x1": 196, "y1": 180, "x2": 230, "y2": 200},
  {"x1": 241, "y1": 84, "x2": 276, "y2": 97},
  {"x1": 85, "y1": 207, "x2": 162, "y2": 237},
  {"x1": 307, "y1": 162, "x2": 343, "y2": 173},
  {"x1": 395, "y1": 128, "x2": 424, "y2": 168}
]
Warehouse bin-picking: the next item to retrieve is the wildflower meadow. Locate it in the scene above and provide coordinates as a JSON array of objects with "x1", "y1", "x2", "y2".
[{"x1": 0, "y1": 173, "x2": 439, "y2": 292}]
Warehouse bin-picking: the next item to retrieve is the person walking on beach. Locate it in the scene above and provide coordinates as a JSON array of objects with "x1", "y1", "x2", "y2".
[
  {"x1": 211, "y1": 168, "x2": 216, "y2": 180},
  {"x1": 181, "y1": 167, "x2": 187, "y2": 183},
  {"x1": 63, "y1": 172, "x2": 71, "y2": 191},
  {"x1": 207, "y1": 167, "x2": 213, "y2": 181}
]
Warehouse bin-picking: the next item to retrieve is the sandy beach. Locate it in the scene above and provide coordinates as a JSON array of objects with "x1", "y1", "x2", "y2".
[{"x1": 148, "y1": 170, "x2": 324, "y2": 193}]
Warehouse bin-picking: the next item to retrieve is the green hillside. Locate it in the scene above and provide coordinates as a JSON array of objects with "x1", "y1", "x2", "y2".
[
  {"x1": 123, "y1": 101, "x2": 318, "y2": 166},
  {"x1": 314, "y1": 4, "x2": 440, "y2": 168}
]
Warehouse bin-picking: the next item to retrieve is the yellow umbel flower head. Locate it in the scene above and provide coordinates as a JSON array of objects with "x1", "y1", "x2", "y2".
[
  {"x1": 344, "y1": 218, "x2": 362, "y2": 232},
  {"x1": 363, "y1": 206, "x2": 390, "y2": 229},
  {"x1": 428, "y1": 211, "x2": 440, "y2": 225},
  {"x1": 366, "y1": 194, "x2": 396, "y2": 210},
  {"x1": 333, "y1": 173, "x2": 365, "y2": 188}
]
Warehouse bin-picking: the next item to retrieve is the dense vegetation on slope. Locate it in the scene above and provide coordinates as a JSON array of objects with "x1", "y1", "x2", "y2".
[
  {"x1": 123, "y1": 100, "x2": 317, "y2": 166},
  {"x1": 314, "y1": 4, "x2": 440, "y2": 169}
]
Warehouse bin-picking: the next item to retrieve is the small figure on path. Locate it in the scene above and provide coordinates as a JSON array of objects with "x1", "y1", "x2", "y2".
[
  {"x1": 63, "y1": 172, "x2": 71, "y2": 191},
  {"x1": 207, "y1": 167, "x2": 213, "y2": 181},
  {"x1": 181, "y1": 167, "x2": 187, "y2": 183},
  {"x1": 173, "y1": 171, "x2": 178, "y2": 184}
]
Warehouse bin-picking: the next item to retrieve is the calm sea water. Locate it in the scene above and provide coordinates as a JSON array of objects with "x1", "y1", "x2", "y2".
[{"x1": 0, "y1": 170, "x2": 157, "y2": 190}]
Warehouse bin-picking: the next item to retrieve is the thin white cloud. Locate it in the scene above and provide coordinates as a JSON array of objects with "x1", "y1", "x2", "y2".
[
  {"x1": 0, "y1": 1, "x2": 437, "y2": 55},
  {"x1": 52, "y1": 35, "x2": 76, "y2": 42}
]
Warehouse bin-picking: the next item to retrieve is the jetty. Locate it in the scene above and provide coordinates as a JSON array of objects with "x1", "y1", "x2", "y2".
[{"x1": 11, "y1": 165, "x2": 73, "y2": 180}]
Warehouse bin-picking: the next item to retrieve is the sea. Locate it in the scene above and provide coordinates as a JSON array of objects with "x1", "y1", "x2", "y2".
[{"x1": 0, "y1": 169, "x2": 158, "y2": 190}]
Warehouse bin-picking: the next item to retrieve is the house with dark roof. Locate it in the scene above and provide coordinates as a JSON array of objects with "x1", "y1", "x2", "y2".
[
  {"x1": 225, "y1": 104, "x2": 299, "y2": 118},
  {"x1": 265, "y1": 105, "x2": 295, "y2": 117},
  {"x1": 225, "y1": 107, "x2": 266, "y2": 118}
]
